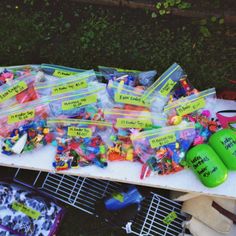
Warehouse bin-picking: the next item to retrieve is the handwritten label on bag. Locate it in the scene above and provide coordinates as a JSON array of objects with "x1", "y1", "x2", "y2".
[
  {"x1": 52, "y1": 80, "x2": 88, "y2": 95},
  {"x1": 163, "y1": 212, "x2": 177, "y2": 225},
  {"x1": 52, "y1": 70, "x2": 77, "y2": 78},
  {"x1": 159, "y1": 79, "x2": 176, "y2": 97},
  {"x1": 115, "y1": 93, "x2": 150, "y2": 107},
  {"x1": 116, "y1": 118, "x2": 152, "y2": 128},
  {"x1": 62, "y1": 94, "x2": 97, "y2": 110},
  {"x1": 12, "y1": 201, "x2": 41, "y2": 220},
  {"x1": 68, "y1": 127, "x2": 92, "y2": 138},
  {"x1": 0, "y1": 81, "x2": 28, "y2": 103},
  {"x1": 149, "y1": 133, "x2": 176, "y2": 148},
  {"x1": 8, "y1": 110, "x2": 35, "y2": 124},
  {"x1": 176, "y1": 98, "x2": 206, "y2": 116}
]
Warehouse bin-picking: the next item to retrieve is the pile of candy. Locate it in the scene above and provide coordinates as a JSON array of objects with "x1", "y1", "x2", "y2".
[{"x1": 0, "y1": 63, "x2": 234, "y2": 180}]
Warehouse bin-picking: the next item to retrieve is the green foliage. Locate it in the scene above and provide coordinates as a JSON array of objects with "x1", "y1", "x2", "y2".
[{"x1": 155, "y1": 0, "x2": 191, "y2": 16}]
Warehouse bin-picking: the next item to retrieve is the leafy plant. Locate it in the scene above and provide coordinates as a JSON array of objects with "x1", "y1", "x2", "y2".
[{"x1": 152, "y1": 0, "x2": 191, "y2": 17}]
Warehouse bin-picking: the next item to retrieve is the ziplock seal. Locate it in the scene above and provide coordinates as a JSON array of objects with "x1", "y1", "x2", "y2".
[
  {"x1": 164, "y1": 88, "x2": 216, "y2": 112},
  {"x1": 143, "y1": 63, "x2": 181, "y2": 99},
  {"x1": 131, "y1": 123, "x2": 195, "y2": 140}
]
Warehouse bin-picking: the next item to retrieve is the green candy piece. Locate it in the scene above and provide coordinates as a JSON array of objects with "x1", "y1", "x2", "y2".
[
  {"x1": 186, "y1": 144, "x2": 228, "y2": 188},
  {"x1": 209, "y1": 129, "x2": 236, "y2": 170},
  {"x1": 99, "y1": 145, "x2": 106, "y2": 154}
]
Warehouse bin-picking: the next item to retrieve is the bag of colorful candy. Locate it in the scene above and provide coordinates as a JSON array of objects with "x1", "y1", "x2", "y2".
[
  {"x1": 0, "y1": 179, "x2": 64, "y2": 236},
  {"x1": 0, "y1": 64, "x2": 40, "y2": 86},
  {"x1": 104, "y1": 108, "x2": 167, "y2": 162},
  {"x1": 107, "y1": 80, "x2": 152, "y2": 111},
  {"x1": 141, "y1": 63, "x2": 185, "y2": 112},
  {"x1": 48, "y1": 83, "x2": 111, "y2": 119},
  {"x1": 164, "y1": 88, "x2": 218, "y2": 145},
  {"x1": 131, "y1": 123, "x2": 196, "y2": 179},
  {"x1": 0, "y1": 98, "x2": 53, "y2": 156},
  {"x1": 47, "y1": 119, "x2": 113, "y2": 171},
  {"x1": 35, "y1": 70, "x2": 97, "y2": 97},
  {"x1": 0, "y1": 75, "x2": 41, "y2": 109},
  {"x1": 41, "y1": 63, "x2": 85, "y2": 78},
  {"x1": 98, "y1": 65, "x2": 157, "y2": 87}
]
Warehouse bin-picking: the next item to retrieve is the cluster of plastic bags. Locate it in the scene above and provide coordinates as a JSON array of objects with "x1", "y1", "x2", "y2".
[{"x1": 0, "y1": 63, "x2": 220, "y2": 179}]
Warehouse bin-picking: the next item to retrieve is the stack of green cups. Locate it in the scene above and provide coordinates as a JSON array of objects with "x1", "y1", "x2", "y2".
[{"x1": 186, "y1": 129, "x2": 236, "y2": 188}]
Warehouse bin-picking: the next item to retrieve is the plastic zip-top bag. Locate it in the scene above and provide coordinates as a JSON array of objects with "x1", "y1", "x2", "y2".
[
  {"x1": 107, "y1": 80, "x2": 152, "y2": 111},
  {"x1": 35, "y1": 70, "x2": 97, "y2": 97},
  {"x1": 104, "y1": 108, "x2": 167, "y2": 162},
  {"x1": 98, "y1": 65, "x2": 157, "y2": 87},
  {"x1": 142, "y1": 63, "x2": 185, "y2": 112},
  {"x1": 164, "y1": 88, "x2": 217, "y2": 145},
  {"x1": 131, "y1": 123, "x2": 196, "y2": 179},
  {"x1": 41, "y1": 63, "x2": 86, "y2": 78},
  {"x1": 47, "y1": 119, "x2": 113, "y2": 171},
  {"x1": 0, "y1": 98, "x2": 53, "y2": 156},
  {"x1": 0, "y1": 64, "x2": 40, "y2": 86},
  {"x1": 0, "y1": 75, "x2": 40, "y2": 109},
  {"x1": 48, "y1": 83, "x2": 111, "y2": 120}
]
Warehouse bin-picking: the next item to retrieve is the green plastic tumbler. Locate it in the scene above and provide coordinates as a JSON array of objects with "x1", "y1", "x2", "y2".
[
  {"x1": 186, "y1": 144, "x2": 228, "y2": 188},
  {"x1": 209, "y1": 129, "x2": 236, "y2": 170}
]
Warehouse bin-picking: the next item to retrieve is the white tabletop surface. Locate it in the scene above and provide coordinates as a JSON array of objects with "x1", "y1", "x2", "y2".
[{"x1": 0, "y1": 99, "x2": 235, "y2": 199}]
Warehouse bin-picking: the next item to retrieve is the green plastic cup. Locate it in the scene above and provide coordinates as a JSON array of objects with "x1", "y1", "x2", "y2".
[
  {"x1": 186, "y1": 144, "x2": 228, "y2": 188},
  {"x1": 209, "y1": 129, "x2": 236, "y2": 170}
]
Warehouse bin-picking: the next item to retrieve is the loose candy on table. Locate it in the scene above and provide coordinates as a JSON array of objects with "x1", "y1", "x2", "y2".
[
  {"x1": 131, "y1": 123, "x2": 196, "y2": 179},
  {"x1": 48, "y1": 119, "x2": 112, "y2": 171},
  {"x1": 104, "y1": 108, "x2": 166, "y2": 162},
  {"x1": 98, "y1": 65, "x2": 157, "y2": 87}
]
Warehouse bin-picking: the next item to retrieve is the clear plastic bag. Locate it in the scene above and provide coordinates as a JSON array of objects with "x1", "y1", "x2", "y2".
[
  {"x1": 104, "y1": 108, "x2": 167, "y2": 162},
  {"x1": 98, "y1": 66, "x2": 157, "y2": 87},
  {"x1": 131, "y1": 123, "x2": 196, "y2": 178},
  {"x1": 48, "y1": 83, "x2": 111, "y2": 119},
  {"x1": 0, "y1": 64, "x2": 40, "y2": 86},
  {"x1": 0, "y1": 75, "x2": 40, "y2": 109},
  {"x1": 0, "y1": 98, "x2": 52, "y2": 156},
  {"x1": 142, "y1": 63, "x2": 185, "y2": 112},
  {"x1": 35, "y1": 70, "x2": 97, "y2": 97},
  {"x1": 164, "y1": 88, "x2": 217, "y2": 145},
  {"x1": 107, "y1": 80, "x2": 152, "y2": 111},
  {"x1": 47, "y1": 119, "x2": 112, "y2": 170}
]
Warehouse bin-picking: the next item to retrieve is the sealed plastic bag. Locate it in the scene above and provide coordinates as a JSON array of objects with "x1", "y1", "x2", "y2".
[
  {"x1": 48, "y1": 83, "x2": 111, "y2": 119},
  {"x1": 164, "y1": 88, "x2": 217, "y2": 145},
  {"x1": 41, "y1": 63, "x2": 85, "y2": 78},
  {"x1": 107, "y1": 80, "x2": 152, "y2": 111},
  {"x1": 35, "y1": 70, "x2": 97, "y2": 97},
  {"x1": 142, "y1": 63, "x2": 185, "y2": 112},
  {"x1": 47, "y1": 119, "x2": 112, "y2": 170},
  {"x1": 0, "y1": 180, "x2": 64, "y2": 236},
  {"x1": 98, "y1": 66, "x2": 157, "y2": 87},
  {"x1": 0, "y1": 98, "x2": 53, "y2": 156},
  {"x1": 0, "y1": 75, "x2": 40, "y2": 109},
  {"x1": 0, "y1": 65, "x2": 40, "y2": 86},
  {"x1": 131, "y1": 123, "x2": 196, "y2": 179},
  {"x1": 104, "y1": 109, "x2": 167, "y2": 162}
]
